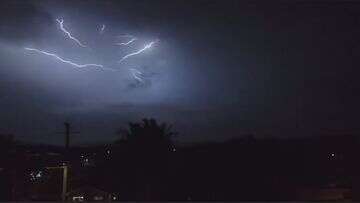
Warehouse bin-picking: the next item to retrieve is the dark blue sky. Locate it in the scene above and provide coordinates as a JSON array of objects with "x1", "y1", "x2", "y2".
[{"x1": 0, "y1": 0, "x2": 359, "y2": 145}]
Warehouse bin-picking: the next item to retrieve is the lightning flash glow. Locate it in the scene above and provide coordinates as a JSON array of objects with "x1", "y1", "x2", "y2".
[
  {"x1": 24, "y1": 17, "x2": 159, "y2": 81},
  {"x1": 115, "y1": 38, "x2": 137, "y2": 46},
  {"x1": 119, "y1": 40, "x2": 159, "y2": 63},
  {"x1": 56, "y1": 19, "x2": 87, "y2": 47},
  {"x1": 24, "y1": 47, "x2": 103, "y2": 69},
  {"x1": 130, "y1": 68, "x2": 145, "y2": 83},
  {"x1": 117, "y1": 34, "x2": 136, "y2": 38},
  {"x1": 99, "y1": 24, "x2": 106, "y2": 34}
]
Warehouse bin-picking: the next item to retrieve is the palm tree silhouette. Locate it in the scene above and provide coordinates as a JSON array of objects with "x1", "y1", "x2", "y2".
[{"x1": 116, "y1": 118, "x2": 176, "y2": 200}]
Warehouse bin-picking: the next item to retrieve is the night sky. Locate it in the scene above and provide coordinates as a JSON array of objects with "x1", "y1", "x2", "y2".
[{"x1": 0, "y1": 0, "x2": 359, "y2": 145}]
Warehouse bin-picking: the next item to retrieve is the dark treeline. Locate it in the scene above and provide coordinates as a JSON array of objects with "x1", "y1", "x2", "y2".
[{"x1": 0, "y1": 118, "x2": 358, "y2": 201}]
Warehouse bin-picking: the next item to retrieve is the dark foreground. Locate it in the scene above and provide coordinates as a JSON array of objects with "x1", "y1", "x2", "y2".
[{"x1": 0, "y1": 132, "x2": 357, "y2": 201}]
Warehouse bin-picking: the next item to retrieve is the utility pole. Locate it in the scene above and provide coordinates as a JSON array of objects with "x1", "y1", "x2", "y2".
[
  {"x1": 47, "y1": 166, "x2": 68, "y2": 201},
  {"x1": 64, "y1": 122, "x2": 70, "y2": 149},
  {"x1": 51, "y1": 122, "x2": 77, "y2": 201},
  {"x1": 62, "y1": 166, "x2": 68, "y2": 202},
  {"x1": 61, "y1": 122, "x2": 79, "y2": 149}
]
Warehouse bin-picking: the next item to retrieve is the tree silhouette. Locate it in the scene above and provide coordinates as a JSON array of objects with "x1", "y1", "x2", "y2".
[
  {"x1": 115, "y1": 118, "x2": 176, "y2": 200},
  {"x1": 124, "y1": 118, "x2": 175, "y2": 149}
]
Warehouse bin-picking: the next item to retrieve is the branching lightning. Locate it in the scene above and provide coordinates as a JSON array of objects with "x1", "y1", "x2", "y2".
[
  {"x1": 99, "y1": 24, "x2": 106, "y2": 34},
  {"x1": 117, "y1": 34, "x2": 135, "y2": 38},
  {"x1": 130, "y1": 68, "x2": 145, "y2": 83},
  {"x1": 119, "y1": 40, "x2": 159, "y2": 63},
  {"x1": 115, "y1": 38, "x2": 137, "y2": 46},
  {"x1": 56, "y1": 19, "x2": 87, "y2": 47},
  {"x1": 24, "y1": 47, "x2": 103, "y2": 69},
  {"x1": 24, "y1": 19, "x2": 159, "y2": 74}
]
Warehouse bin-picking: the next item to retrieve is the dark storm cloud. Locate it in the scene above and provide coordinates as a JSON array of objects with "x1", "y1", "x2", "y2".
[
  {"x1": 0, "y1": 1, "x2": 53, "y2": 44},
  {"x1": 1, "y1": 0, "x2": 360, "y2": 144}
]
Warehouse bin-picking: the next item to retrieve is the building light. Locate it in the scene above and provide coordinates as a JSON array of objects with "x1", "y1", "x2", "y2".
[
  {"x1": 94, "y1": 196, "x2": 104, "y2": 200},
  {"x1": 35, "y1": 171, "x2": 42, "y2": 178},
  {"x1": 30, "y1": 170, "x2": 43, "y2": 181},
  {"x1": 73, "y1": 196, "x2": 84, "y2": 201}
]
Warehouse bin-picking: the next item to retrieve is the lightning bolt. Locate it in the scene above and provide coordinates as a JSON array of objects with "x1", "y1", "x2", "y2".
[
  {"x1": 56, "y1": 19, "x2": 87, "y2": 47},
  {"x1": 130, "y1": 68, "x2": 145, "y2": 83},
  {"x1": 24, "y1": 47, "x2": 103, "y2": 69},
  {"x1": 117, "y1": 34, "x2": 135, "y2": 38},
  {"x1": 119, "y1": 40, "x2": 159, "y2": 63},
  {"x1": 115, "y1": 38, "x2": 137, "y2": 46},
  {"x1": 99, "y1": 24, "x2": 106, "y2": 34}
]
